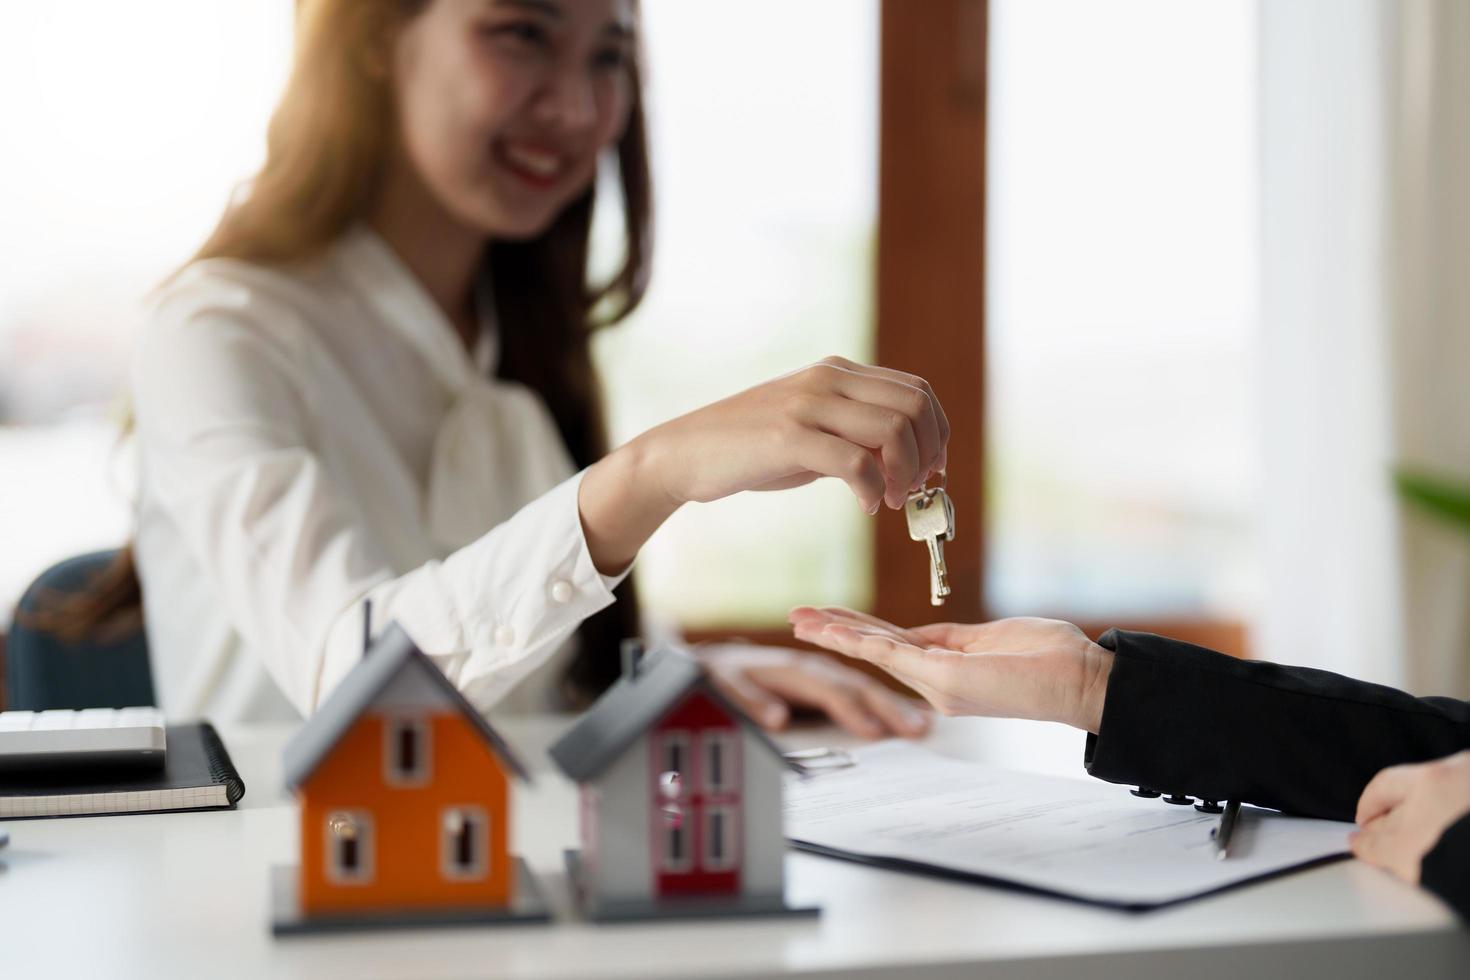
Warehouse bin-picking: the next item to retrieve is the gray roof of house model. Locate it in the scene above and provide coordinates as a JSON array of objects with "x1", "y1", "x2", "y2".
[
  {"x1": 548, "y1": 645, "x2": 791, "y2": 782},
  {"x1": 282, "y1": 621, "x2": 530, "y2": 788}
]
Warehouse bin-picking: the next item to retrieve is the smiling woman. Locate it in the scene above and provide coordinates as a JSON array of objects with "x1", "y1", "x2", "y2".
[
  {"x1": 385, "y1": 0, "x2": 639, "y2": 246},
  {"x1": 47, "y1": 0, "x2": 941, "y2": 738}
]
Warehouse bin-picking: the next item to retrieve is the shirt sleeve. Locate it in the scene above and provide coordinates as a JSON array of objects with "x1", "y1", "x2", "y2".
[
  {"x1": 1421, "y1": 813, "x2": 1470, "y2": 921},
  {"x1": 132, "y1": 290, "x2": 627, "y2": 717},
  {"x1": 1081, "y1": 630, "x2": 1470, "y2": 822}
]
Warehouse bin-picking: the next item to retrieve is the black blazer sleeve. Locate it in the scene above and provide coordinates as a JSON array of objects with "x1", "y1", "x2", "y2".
[
  {"x1": 1083, "y1": 630, "x2": 1470, "y2": 917},
  {"x1": 1423, "y1": 815, "x2": 1470, "y2": 918}
]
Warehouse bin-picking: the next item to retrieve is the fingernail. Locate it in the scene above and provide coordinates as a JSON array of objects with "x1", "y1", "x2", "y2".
[{"x1": 866, "y1": 499, "x2": 881, "y2": 516}]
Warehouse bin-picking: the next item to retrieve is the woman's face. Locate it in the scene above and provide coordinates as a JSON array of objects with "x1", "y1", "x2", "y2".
[{"x1": 390, "y1": 0, "x2": 636, "y2": 239}]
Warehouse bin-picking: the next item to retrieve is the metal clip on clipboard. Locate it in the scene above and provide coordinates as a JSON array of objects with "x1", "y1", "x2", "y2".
[{"x1": 783, "y1": 747, "x2": 858, "y2": 775}]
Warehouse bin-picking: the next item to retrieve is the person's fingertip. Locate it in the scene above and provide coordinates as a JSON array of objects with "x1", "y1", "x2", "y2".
[
  {"x1": 892, "y1": 706, "x2": 926, "y2": 735},
  {"x1": 763, "y1": 703, "x2": 789, "y2": 730}
]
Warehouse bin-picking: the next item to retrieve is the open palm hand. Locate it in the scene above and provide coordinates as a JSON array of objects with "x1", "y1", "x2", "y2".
[{"x1": 788, "y1": 606, "x2": 1113, "y2": 733}]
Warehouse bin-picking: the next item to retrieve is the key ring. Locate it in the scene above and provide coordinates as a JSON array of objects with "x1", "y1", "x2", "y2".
[{"x1": 912, "y1": 469, "x2": 947, "y2": 509}]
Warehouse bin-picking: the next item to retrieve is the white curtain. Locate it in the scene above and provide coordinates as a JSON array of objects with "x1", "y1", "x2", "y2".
[
  {"x1": 1387, "y1": 0, "x2": 1470, "y2": 697},
  {"x1": 1259, "y1": 0, "x2": 1470, "y2": 695}
]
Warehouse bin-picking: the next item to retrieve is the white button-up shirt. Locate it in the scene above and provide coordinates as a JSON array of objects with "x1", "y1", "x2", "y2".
[{"x1": 130, "y1": 227, "x2": 628, "y2": 723}]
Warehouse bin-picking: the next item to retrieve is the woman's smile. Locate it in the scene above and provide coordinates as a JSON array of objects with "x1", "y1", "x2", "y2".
[{"x1": 494, "y1": 137, "x2": 575, "y2": 191}]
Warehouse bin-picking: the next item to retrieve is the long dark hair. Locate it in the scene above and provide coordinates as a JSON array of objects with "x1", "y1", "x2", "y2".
[{"x1": 38, "y1": 0, "x2": 651, "y2": 704}]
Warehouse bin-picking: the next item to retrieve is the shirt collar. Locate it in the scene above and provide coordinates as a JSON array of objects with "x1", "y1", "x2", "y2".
[{"x1": 332, "y1": 224, "x2": 499, "y2": 392}]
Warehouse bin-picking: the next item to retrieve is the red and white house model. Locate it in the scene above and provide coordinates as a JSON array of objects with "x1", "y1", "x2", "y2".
[{"x1": 550, "y1": 645, "x2": 818, "y2": 921}]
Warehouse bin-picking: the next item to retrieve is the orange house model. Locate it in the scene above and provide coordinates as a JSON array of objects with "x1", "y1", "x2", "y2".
[{"x1": 270, "y1": 622, "x2": 549, "y2": 935}]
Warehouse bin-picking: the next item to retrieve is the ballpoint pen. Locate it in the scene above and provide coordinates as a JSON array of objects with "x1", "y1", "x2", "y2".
[{"x1": 1212, "y1": 800, "x2": 1241, "y2": 860}]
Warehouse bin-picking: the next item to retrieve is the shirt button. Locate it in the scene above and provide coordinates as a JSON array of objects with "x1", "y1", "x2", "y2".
[
  {"x1": 550, "y1": 579, "x2": 574, "y2": 604},
  {"x1": 494, "y1": 625, "x2": 515, "y2": 648}
]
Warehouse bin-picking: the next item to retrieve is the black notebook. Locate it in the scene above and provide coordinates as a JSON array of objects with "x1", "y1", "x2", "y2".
[{"x1": 0, "y1": 722, "x2": 246, "y2": 819}]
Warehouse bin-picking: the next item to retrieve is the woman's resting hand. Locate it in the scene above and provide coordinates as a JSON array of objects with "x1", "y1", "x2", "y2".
[{"x1": 696, "y1": 643, "x2": 931, "y2": 740}]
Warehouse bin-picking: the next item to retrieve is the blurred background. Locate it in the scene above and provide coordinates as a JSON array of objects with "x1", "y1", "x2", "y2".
[{"x1": 1, "y1": 0, "x2": 1467, "y2": 699}]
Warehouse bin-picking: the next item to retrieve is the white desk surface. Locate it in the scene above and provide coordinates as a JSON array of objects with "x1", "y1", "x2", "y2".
[{"x1": 1, "y1": 714, "x2": 1466, "y2": 980}]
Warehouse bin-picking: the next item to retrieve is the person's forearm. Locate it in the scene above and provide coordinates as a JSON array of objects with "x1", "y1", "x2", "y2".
[
  {"x1": 1083, "y1": 631, "x2": 1470, "y2": 821},
  {"x1": 578, "y1": 434, "x2": 681, "y2": 576}
]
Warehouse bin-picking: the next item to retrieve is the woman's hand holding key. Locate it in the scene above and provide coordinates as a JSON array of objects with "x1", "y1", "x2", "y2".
[
  {"x1": 788, "y1": 606, "x2": 1116, "y2": 733},
  {"x1": 579, "y1": 356, "x2": 949, "y2": 576}
]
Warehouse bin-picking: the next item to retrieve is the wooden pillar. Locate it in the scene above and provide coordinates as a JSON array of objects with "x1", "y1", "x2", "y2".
[{"x1": 873, "y1": 0, "x2": 989, "y2": 628}]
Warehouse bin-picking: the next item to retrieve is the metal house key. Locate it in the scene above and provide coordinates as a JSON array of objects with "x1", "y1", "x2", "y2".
[{"x1": 905, "y1": 482, "x2": 955, "y2": 605}]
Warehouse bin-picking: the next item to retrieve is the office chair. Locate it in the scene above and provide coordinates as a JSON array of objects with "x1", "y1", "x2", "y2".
[{"x1": 4, "y1": 549, "x2": 156, "y2": 711}]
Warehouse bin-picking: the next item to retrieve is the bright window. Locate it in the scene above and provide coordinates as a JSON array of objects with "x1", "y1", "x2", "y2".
[
  {"x1": 592, "y1": 0, "x2": 879, "y2": 628},
  {"x1": 985, "y1": 0, "x2": 1261, "y2": 620},
  {"x1": 0, "y1": 2, "x2": 293, "y2": 623}
]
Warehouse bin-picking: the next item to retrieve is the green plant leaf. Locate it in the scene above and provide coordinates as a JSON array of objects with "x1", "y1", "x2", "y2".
[{"x1": 1394, "y1": 469, "x2": 1470, "y2": 533}]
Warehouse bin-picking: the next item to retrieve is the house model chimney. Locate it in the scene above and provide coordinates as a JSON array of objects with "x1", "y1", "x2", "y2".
[{"x1": 620, "y1": 638, "x2": 645, "y2": 680}]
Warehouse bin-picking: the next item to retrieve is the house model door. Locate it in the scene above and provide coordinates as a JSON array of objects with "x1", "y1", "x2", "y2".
[{"x1": 651, "y1": 693, "x2": 742, "y2": 898}]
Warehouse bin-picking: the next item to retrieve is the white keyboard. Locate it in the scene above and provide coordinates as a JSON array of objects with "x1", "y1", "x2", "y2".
[{"x1": 0, "y1": 707, "x2": 167, "y2": 770}]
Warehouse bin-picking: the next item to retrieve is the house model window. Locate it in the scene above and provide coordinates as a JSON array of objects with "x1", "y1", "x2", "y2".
[
  {"x1": 662, "y1": 814, "x2": 690, "y2": 872},
  {"x1": 384, "y1": 717, "x2": 431, "y2": 786},
  {"x1": 704, "y1": 733, "x2": 736, "y2": 794},
  {"x1": 326, "y1": 810, "x2": 373, "y2": 884},
  {"x1": 657, "y1": 731, "x2": 692, "y2": 871},
  {"x1": 660, "y1": 731, "x2": 689, "y2": 779},
  {"x1": 704, "y1": 805, "x2": 737, "y2": 870},
  {"x1": 440, "y1": 806, "x2": 489, "y2": 881}
]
